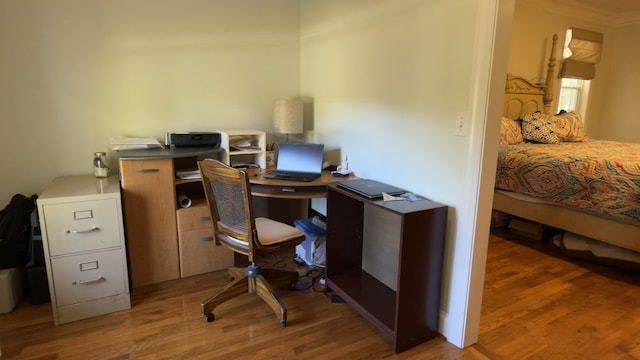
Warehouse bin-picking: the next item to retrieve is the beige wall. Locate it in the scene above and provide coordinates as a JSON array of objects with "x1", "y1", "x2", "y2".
[
  {"x1": 299, "y1": 0, "x2": 485, "y2": 345},
  {"x1": 0, "y1": 0, "x2": 300, "y2": 206},
  {"x1": 509, "y1": 1, "x2": 640, "y2": 142},
  {"x1": 300, "y1": 0, "x2": 476, "y2": 200},
  {"x1": 1, "y1": 0, "x2": 504, "y2": 347},
  {"x1": 596, "y1": 24, "x2": 640, "y2": 142}
]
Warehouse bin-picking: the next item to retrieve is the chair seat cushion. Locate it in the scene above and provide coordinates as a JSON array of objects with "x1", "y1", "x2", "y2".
[{"x1": 255, "y1": 218, "x2": 305, "y2": 246}]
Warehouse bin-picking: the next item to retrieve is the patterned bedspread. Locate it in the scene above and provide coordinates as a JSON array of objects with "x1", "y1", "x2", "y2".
[{"x1": 496, "y1": 140, "x2": 640, "y2": 225}]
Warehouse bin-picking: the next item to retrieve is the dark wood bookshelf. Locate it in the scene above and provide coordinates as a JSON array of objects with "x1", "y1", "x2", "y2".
[{"x1": 326, "y1": 185, "x2": 447, "y2": 353}]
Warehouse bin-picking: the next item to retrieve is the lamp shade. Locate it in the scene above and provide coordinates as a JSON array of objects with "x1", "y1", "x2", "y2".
[{"x1": 273, "y1": 99, "x2": 303, "y2": 134}]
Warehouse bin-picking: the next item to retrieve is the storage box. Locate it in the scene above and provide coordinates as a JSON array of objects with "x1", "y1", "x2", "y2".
[
  {"x1": 508, "y1": 218, "x2": 556, "y2": 241},
  {"x1": 0, "y1": 267, "x2": 23, "y2": 313},
  {"x1": 490, "y1": 210, "x2": 511, "y2": 228},
  {"x1": 294, "y1": 218, "x2": 326, "y2": 267}
]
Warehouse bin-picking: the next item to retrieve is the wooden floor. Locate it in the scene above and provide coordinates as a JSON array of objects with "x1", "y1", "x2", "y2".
[{"x1": 2, "y1": 229, "x2": 640, "y2": 359}]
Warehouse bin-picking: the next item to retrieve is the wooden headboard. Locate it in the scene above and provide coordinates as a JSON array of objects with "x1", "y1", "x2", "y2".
[
  {"x1": 503, "y1": 75, "x2": 545, "y2": 119},
  {"x1": 503, "y1": 33, "x2": 558, "y2": 119}
]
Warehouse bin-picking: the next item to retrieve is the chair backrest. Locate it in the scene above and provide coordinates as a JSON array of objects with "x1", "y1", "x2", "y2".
[{"x1": 199, "y1": 159, "x2": 257, "y2": 262}]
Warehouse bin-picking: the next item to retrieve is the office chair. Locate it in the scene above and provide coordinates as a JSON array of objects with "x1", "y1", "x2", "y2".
[{"x1": 198, "y1": 159, "x2": 305, "y2": 326}]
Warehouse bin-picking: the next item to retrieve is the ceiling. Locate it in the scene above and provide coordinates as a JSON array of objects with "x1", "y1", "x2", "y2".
[
  {"x1": 578, "y1": 0, "x2": 640, "y2": 13},
  {"x1": 522, "y1": 0, "x2": 640, "y2": 27}
]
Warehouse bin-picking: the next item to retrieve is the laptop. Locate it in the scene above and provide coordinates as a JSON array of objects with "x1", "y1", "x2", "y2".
[
  {"x1": 337, "y1": 179, "x2": 406, "y2": 199},
  {"x1": 263, "y1": 143, "x2": 325, "y2": 182}
]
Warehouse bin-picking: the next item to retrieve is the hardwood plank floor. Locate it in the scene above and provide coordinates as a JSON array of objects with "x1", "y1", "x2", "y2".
[
  {"x1": 481, "y1": 229, "x2": 640, "y2": 359},
  {"x1": 2, "y1": 230, "x2": 640, "y2": 359}
]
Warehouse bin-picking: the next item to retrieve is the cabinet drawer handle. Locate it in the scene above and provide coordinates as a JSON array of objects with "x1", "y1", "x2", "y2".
[
  {"x1": 199, "y1": 236, "x2": 214, "y2": 241},
  {"x1": 66, "y1": 226, "x2": 99, "y2": 234},
  {"x1": 73, "y1": 276, "x2": 105, "y2": 285},
  {"x1": 137, "y1": 169, "x2": 160, "y2": 173},
  {"x1": 197, "y1": 216, "x2": 212, "y2": 221}
]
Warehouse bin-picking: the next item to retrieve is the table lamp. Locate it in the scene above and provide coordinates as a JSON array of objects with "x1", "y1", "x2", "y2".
[{"x1": 273, "y1": 99, "x2": 303, "y2": 141}]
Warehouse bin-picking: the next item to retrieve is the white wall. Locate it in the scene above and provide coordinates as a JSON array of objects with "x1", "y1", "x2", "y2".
[
  {"x1": 597, "y1": 24, "x2": 640, "y2": 142},
  {"x1": 508, "y1": 2, "x2": 612, "y2": 125},
  {"x1": 0, "y1": 0, "x2": 300, "y2": 206},
  {"x1": 299, "y1": 0, "x2": 496, "y2": 347},
  {"x1": 300, "y1": 0, "x2": 475, "y2": 203},
  {"x1": 509, "y1": 1, "x2": 640, "y2": 143},
  {"x1": 0, "y1": 0, "x2": 507, "y2": 348}
]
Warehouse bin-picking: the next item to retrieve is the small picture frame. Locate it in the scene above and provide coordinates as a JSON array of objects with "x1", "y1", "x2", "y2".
[{"x1": 266, "y1": 151, "x2": 277, "y2": 167}]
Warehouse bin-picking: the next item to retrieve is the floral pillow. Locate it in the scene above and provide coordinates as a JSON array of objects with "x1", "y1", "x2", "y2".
[
  {"x1": 520, "y1": 113, "x2": 559, "y2": 144},
  {"x1": 553, "y1": 111, "x2": 589, "y2": 142},
  {"x1": 499, "y1": 117, "x2": 523, "y2": 145}
]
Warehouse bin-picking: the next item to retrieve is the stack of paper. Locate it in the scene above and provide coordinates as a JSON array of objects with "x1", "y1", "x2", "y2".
[
  {"x1": 110, "y1": 137, "x2": 162, "y2": 150},
  {"x1": 230, "y1": 139, "x2": 261, "y2": 151},
  {"x1": 176, "y1": 169, "x2": 201, "y2": 180}
]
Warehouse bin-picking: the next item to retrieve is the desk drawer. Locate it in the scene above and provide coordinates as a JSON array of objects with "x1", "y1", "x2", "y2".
[
  {"x1": 178, "y1": 228, "x2": 233, "y2": 277},
  {"x1": 50, "y1": 249, "x2": 127, "y2": 306},
  {"x1": 41, "y1": 199, "x2": 122, "y2": 256},
  {"x1": 176, "y1": 204, "x2": 213, "y2": 232},
  {"x1": 250, "y1": 184, "x2": 326, "y2": 198}
]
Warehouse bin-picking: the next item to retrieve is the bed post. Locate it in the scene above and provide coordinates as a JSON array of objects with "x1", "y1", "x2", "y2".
[{"x1": 543, "y1": 34, "x2": 558, "y2": 113}]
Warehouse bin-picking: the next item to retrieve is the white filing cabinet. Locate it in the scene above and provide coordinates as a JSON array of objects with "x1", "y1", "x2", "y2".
[{"x1": 37, "y1": 175, "x2": 130, "y2": 325}]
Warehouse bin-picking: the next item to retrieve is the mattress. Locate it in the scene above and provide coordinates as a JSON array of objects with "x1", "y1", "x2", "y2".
[{"x1": 495, "y1": 140, "x2": 640, "y2": 225}]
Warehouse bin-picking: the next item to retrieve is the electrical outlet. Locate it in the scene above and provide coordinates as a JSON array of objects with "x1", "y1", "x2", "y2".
[{"x1": 455, "y1": 112, "x2": 468, "y2": 137}]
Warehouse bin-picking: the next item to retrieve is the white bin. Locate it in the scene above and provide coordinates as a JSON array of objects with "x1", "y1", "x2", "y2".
[{"x1": 0, "y1": 267, "x2": 23, "y2": 313}]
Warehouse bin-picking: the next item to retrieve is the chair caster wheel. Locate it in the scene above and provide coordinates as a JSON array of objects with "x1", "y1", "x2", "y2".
[
  {"x1": 204, "y1": 313, "x2": 215, "y2": 322},
  {"x1": 280, "y1": 320, "x2": 286, "y2": 327}
]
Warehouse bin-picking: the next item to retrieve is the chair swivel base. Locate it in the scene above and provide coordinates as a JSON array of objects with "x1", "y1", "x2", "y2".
[{"x1": 201, "y1": 264, "x2": 298, "y2": 327}]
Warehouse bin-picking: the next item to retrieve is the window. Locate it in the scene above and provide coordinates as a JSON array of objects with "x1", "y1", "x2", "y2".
[{"x1": 557, "y1": 78, "x2": 590, "y2": 115}]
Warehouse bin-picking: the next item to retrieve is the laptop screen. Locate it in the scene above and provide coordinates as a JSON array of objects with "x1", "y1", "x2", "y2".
[{"x1": 276, "y1": 143, "x2": 324, "y2": 174}]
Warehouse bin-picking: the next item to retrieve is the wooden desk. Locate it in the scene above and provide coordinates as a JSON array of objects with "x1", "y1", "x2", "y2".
[
  {"x1": 249, "y1": 170, "x2": 356, "y2": 199},
  {"x1": 117, "y1": 147, "x2": 230, "y2": 288},
  {"x1": 117, "y1": 146, "x2": 352, "y2": 287},
  {"x1": 248, "y1": 170, "x2": 357, "y2": 224}
]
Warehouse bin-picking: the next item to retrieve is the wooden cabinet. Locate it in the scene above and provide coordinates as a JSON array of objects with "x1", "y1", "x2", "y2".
[
  {"x1": 325, "y1": 185, "x2": 447, "y2": 353},
  {"x1": 118, "y1": 147, "x2": 232, "y2": 288},
  {"x1": 119, "y1": 158, "x2": 179, "y2": 288},
  {"x1": 219, "y1": 130, "x2": 266, "y2": 169},
  {"x1": 37, "y1": 175, "x2": 130, "y2": 325},
  {"x1": 176, "y1": 201, "x2": 233, "y2": 277}
]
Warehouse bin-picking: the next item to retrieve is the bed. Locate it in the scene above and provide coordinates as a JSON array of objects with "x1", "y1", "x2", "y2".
[{"x1": 494, "y1": 34, "x2": 640, "y2": 254}]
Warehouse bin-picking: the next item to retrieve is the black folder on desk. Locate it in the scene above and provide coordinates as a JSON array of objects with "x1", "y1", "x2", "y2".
[{"x1": 337, "y1": 179, "x2": 406, "y2": 199}]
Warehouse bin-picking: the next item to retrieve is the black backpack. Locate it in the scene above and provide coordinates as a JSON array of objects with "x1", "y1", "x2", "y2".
[{"x1": 0, "y1": 194, "x2": 37, "y2": 270}]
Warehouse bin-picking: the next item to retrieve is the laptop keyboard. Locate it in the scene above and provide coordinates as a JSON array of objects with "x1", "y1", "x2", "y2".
[
  {"x1": 267, "y1": 171, "x2": 297, "y2": 178},
  {"x1": 264, "y1": 171, "x2": 319, "y2": 182}
]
